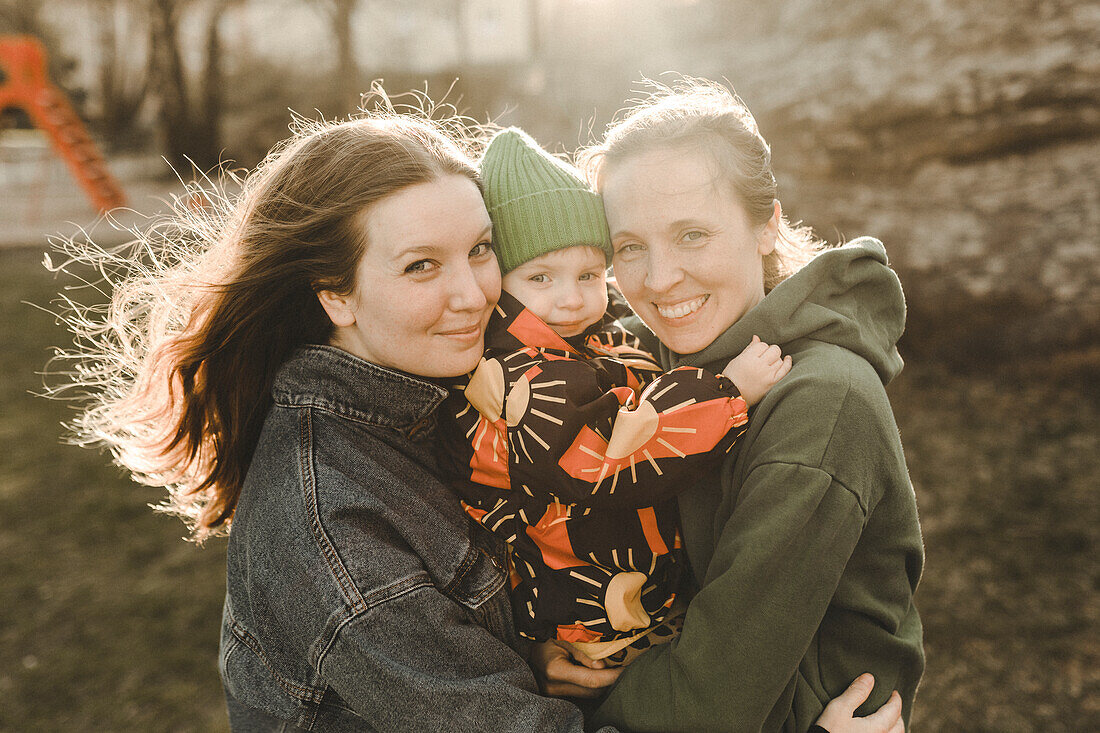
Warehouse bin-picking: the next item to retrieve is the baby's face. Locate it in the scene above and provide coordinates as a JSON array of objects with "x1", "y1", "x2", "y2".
[{"x1": 501, "y1": 245, "x2": 609, "y2": 337}]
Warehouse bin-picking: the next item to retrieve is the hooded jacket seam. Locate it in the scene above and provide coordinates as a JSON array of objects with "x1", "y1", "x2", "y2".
[
  {"x1": 744, "y1": 460, "x2": 868, "y2": 518},
  {"x1": 817, "y1": 373, "x2": 853, "y2": 474},
  {"x1": 752, "y1": 360, "x2": 851, "y2": 474}
]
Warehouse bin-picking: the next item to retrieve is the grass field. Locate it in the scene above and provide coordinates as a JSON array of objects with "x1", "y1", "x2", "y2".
[
  {"x1": 0, "y1": 248, "x2": 228, "y2": 732},
  {"x1": 1, "y1": 246, "x2": 1095, "y2": 731}
]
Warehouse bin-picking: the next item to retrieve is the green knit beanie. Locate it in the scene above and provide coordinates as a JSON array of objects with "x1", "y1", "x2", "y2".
[{"x1": 479, "y1": 128, "x2": 612, "y2": 274}]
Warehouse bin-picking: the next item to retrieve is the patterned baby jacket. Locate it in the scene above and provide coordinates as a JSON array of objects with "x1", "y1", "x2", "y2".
[{"x1": 439, "y1": 287, "x2": 749, "y2": 646}]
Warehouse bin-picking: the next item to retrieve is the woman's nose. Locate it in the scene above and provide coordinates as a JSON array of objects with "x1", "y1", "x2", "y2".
[
  {"x1": 449, "y1": 263, "x2": 490, "y2": 311},
  {"x1": 643, "y1": 247, "x2": 684, "y2": 293}
]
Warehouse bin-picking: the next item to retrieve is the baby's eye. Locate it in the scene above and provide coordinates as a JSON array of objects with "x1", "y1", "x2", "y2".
[
  {"x1": 578, "y1": 272, "x2": 600, "y2": 281},
  {"x1": 529, "y1": 273, "x2": 549, "y2": 283}
]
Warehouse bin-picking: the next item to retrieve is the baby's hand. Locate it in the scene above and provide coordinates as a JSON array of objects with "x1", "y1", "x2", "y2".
[{"x1": 721, "y1": 335, "x2": 792, "y2": 406}]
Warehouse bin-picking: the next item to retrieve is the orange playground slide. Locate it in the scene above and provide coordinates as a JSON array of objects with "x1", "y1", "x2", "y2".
[{"x1": 1, "y1": 35, "x2": 126, "y2": 213}]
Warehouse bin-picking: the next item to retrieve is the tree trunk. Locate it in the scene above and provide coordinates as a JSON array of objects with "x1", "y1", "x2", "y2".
[
  {"x1": 192, "y1": 0, "x2": 229, "y2": 168},
  {"x1": 328, "y1": 0, "x2": 359, "y2": 110},
  {"x1": 148, "y1": 0, "x2": 229, "y2": 171},
  {"x1": 96, "y1": 1, "x2": 149, "y2": 146},
  {"x1": 149, "y1": 0, "x2": 194, "y2": 168}
]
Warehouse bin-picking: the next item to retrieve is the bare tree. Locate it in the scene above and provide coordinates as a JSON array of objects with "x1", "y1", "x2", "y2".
[
  {"x1": 93, "y1": 1, "x2": 150, "y2": 146},
  {"x1": 148, "y1": 0, "x2": 233, "y2": 170},
  {"x1": 0, "y1": 0, "x2": 44, "y2": 33},
  {"x1": 315, "y1": 0, "x2": 361, "y2": 109}
]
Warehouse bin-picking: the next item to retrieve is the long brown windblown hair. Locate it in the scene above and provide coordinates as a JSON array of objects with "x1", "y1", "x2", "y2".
[{"x1": 50, "y1": 101, "x2": 480, "y2": 540}]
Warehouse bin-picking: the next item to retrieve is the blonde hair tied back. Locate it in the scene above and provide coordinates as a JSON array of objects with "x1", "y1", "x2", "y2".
[{"x1": 578, "y1": 76, "x2": 825, "y2": 291}]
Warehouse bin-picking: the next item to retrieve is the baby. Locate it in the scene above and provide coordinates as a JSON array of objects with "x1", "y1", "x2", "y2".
[{"x1": 439, "y1": 128, "x2": 790, "y2": 664}]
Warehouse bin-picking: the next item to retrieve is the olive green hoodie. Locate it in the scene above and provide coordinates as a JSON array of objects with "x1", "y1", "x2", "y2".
[{"x1": 594, "y1": 237, "x2": 924, "y2": 732}]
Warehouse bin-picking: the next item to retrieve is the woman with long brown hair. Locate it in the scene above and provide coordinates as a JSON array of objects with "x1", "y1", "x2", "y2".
[
  {"x1": 55, "y1": 92, "x2": 904, "y2": 731},
  {"x1": 57, "y1": 104, "x2": 605, "y2": 729}
]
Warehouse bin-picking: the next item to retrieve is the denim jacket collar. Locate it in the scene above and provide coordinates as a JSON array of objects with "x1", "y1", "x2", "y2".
[{"x1": 272, "y1": 344, "x2": 449, "y2": 436}]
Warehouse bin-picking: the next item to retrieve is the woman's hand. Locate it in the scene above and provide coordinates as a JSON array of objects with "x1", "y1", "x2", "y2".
[
  {"x1": 815, "y1": 674, "x2": 904, "y2": 733},
  {"x1": 528, "y1": 640, "x2": 623, "y2": 699}
]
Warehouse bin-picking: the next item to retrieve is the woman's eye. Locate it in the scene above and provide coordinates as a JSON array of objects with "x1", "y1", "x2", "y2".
[
  {"x1": 470, "y1": 241, "x2": 493, "y2": 258},
  {"x1": 615, "y1": 242, "x2": 644, "y2": 255},
  {"x1": 683, "y1": 230, "x2": 705, "y2": 242},
  {"x1": 404, "y1": 259, "x2": 436, "y2": 274}
]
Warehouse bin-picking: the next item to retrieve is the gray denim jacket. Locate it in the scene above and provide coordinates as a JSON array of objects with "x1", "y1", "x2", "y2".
[{"x1": 220, "y1": 345, "x2": 608, "y2": 731}]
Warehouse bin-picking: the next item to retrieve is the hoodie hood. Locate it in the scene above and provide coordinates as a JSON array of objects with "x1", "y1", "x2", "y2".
[{"x1": 664, "y1": 237, "x2": 906, "y2": 385}]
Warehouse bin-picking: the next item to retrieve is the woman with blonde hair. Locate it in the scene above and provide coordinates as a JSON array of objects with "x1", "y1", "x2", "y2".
[
  {"x1": 55, "y1": 91, "x2": 905, "y2": 731},
  {"x1": 534, "y1": 78, "x2": 925, "y2": 732}
]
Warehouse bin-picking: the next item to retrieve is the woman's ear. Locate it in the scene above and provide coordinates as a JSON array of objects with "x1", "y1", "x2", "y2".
[
  {"x1": 756, "y1": 199, "x2": 781, "y2": 256},
  {"x1": 316, "y1": 289, "x2": 357, "y2": 328}
]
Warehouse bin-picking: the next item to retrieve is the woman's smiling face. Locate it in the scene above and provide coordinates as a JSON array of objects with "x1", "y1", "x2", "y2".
[
  {"x1": 601, "y1": 145, "x2": 778, "y2": 355},
  {"x1": 318, "y1": 175, "x2": 501, "y2": 378}
]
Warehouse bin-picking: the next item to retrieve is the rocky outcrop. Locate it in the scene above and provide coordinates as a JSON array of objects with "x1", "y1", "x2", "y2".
[{"x1": 672, "y1": 0, "x2": 1100, "y2": 360}]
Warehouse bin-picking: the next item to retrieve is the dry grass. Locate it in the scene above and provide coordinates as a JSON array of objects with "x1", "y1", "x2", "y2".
[
  {"x1": 890, "y1": 359, "x2": 1099, "y2": 731},
  {"x1": 1, "y1": 247, "x2": 1095, "y2": 731},
  {"x1": 0, "y1": 248, "x2": 228, "y2": 732}
]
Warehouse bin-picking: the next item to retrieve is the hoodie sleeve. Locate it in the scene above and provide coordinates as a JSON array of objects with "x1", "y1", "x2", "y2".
[
  {"x1": 591, "y1": 461, "x2": 866, "y2": 732},
  {"x1": 503, "y1": 356, "x2": 750, "y2": 511},
  {"x1": 591, "y1": 363, "x2": 906, "y2": 732}
]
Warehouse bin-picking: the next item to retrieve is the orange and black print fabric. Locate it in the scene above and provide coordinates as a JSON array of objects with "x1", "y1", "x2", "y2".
[{"x1": 439, "y1": 288, "x2": 750, "y2": 648}]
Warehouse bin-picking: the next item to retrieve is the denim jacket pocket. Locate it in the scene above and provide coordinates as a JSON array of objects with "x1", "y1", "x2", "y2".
[{"x1": 435, "y1": 527, "x2": 509, "y2": 646}]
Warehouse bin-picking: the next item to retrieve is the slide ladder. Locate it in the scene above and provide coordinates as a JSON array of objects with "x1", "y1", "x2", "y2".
[{"x1": 0, "y1": 35, "x2": 126, "y2": 212}]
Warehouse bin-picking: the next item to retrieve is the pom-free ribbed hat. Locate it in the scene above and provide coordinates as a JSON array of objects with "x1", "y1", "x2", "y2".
[{"x1": 479, "y1": 128, "x2": 612, "y2": 274}]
